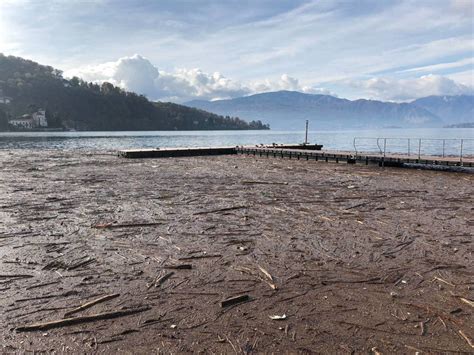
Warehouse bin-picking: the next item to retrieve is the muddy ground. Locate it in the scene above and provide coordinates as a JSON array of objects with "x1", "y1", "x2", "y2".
[{"x1": 0, "y1": 149, "x2": 473, "y2": 354}]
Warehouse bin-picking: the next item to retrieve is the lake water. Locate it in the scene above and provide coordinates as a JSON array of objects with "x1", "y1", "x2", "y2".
[{"x1": 0, "y1": 128, "x2": 473, "y2": 156}]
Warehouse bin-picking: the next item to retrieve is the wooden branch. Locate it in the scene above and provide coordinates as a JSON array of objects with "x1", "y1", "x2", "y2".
[
  {"x1": 16, "y1": 306, "x2": 150, "y2": 332},
  {"x1": 459, "y1": 330, "x2": 474, "y2": 349},
  {"x1": 64, "y1": 293, "x2": 120, "y2": 318},
  {"x1": 221, "y1": 295, "x2": 250, "y2": 307},
  {"x1": 92, "y1": 222, "x2": 163, "y2": 229},
  {"x1": 193, "y1": 206, "x2": 248, "y2": 215},
  {"x1": 155, "y1": 272, "x2": 174, "y2": 287},
  {"x1": 0, "y1": 274, "x2": 34, "y2": 279},
  {"x1": 178, "y1": 254, "x2": 222, "y2": 261},
  {"x1": 163, "y1": 264, "x2": 192, "y2": 270},
  {"x1": 241, "y1": 181, "x2": 288, "y2": 185}
]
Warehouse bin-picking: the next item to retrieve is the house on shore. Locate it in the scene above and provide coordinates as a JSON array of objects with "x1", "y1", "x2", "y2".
[
  {"x1": 8, "y1": 115, "x2": 35, "y2": 129},
  {"x1": 8, "y1": 109, "x2": 48, "y2": 129}
]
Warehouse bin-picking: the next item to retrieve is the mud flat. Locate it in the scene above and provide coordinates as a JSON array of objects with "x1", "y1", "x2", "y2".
[{"x1": 0, "y1": 149, "x2": 473, "y2": 353}]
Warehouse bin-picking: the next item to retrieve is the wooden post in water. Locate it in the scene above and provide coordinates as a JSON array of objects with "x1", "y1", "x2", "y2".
[{"x1": 304, "y1": 120, "x2": 309, "y2": 145}]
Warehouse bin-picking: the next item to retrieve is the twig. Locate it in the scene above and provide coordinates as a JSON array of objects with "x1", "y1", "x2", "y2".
[
  {"x1": 67, "y1": 258, "x2": 95, "y2": 271},
  {"x1": 155, "y1": 272, "x2": 174, "y2": 287},
  {"x1": 241, "y1": 181, "x2": 288, "y2": 185},
  {"x1": 92, "y1": 222, "x2": 163, "y2": 229},
  {"x1": 0, "y1": 274, "x2": 34, "y2": 279},
  {"x1": 257, "y1": 264, "x2": 277, "y2": 289},
  {"x1": 460, "y1": 298, "x2": 474, "y2": 308},
  {"x1": 16, "y1": 307, "x2": 150, "y2": 332},
  {"x1": 459, "y1": 330, "x2": 474, "y2": 348},
  {"x1": 433, "y1": 276, "x2": 455, "y2": 287},
  {"x1": 193, "y1": 206, "x2": 248, "y2": 215},
  {"x1": 26, "y1": 280, "x2": 60, "y2": 290},
  {"x1": 257, "y1": 265, "x2": 274, "y2": 282},
  {"x1": 178, "y1": 254, "x2": 221, "y2": 261},
  {"x1": 64, "y1": 293, "x2": 120, "y2": 318},
  {"x1": 163, "y1": 264, "x2": 192, "y2": 270}
]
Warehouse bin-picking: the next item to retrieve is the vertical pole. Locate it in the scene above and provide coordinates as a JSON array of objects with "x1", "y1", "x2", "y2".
[
  {"x1": 418, "y1": 139, "x2": 421, "y2": 160},
  {"x1": 460, "y1": 139, "x2": 464, "y2": 165},
  {"x1": 382, "y1": 138, "x2": 386, "y2": 168},
  {"x1": 408, "y1": 138, "x2": 410, "y2": 157},
  {"x1": 304, "y1": 120, "x2": 309, "y2": 145},
  {"x1": 442, "y1": 139, "x2": 445, "y2": 158}
]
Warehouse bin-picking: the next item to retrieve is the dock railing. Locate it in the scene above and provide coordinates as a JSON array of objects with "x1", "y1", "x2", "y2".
[{"x1": 353, "y1": 137, "x2": 474, "y2": 165}]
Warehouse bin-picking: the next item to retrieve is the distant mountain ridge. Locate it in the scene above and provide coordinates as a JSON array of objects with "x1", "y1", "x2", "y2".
[
  {"x1": 186, "y1": 91, "x2": 473, "y2": 130},
  {"x1": 412, "y1": 95, "x2": 474, "y2": 125}
]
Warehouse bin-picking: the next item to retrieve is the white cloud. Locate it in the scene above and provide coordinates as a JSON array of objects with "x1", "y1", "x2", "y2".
[
  {"x1": 350, "y1": 74, "x2": 473, "y2": 101},
  {"x1": 399, "y1": 57, "x2": 474, "y2": 73},
  {"x1": 66, "y1": 54, "x2": 328, "y2": 102}
]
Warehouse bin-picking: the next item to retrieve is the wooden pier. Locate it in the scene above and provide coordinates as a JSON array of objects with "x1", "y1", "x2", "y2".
[
  {"x1": 118, "y1": 146, "x2": 237, "y2": 158},
  {"x1": 118, "y1": 145, "x2": 473, "y2": 170},
  {"x1": 236, "y1": 147, "x2": 474, "y2": 168}
]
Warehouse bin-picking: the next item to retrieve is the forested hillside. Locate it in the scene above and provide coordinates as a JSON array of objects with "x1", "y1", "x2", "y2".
[{"x1": 0, "y1": 54, "x2": 269, "y2": 131}]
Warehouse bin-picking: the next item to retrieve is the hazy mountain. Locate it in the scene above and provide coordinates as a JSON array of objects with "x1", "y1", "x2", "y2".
[
  {"x1": 185, "y1": 91, "x2": 444, "y2": 130},
  {"x1": 412, "y1": 95, "x2": 474, "y2": 125}
]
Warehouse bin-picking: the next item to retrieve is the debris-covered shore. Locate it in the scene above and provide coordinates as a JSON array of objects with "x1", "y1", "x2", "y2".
[{"x1": 0, "y1": 149, "x2": 473, "y2": 353}]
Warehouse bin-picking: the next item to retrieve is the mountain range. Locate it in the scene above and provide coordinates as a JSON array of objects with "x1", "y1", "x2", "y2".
[{"x1": 186, "y1": 91, "x2": 474, "y2": 130}]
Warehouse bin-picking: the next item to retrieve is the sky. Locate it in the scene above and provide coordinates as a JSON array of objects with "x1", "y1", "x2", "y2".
[{"x1": 0, "y1": 0, "x2": 473, "y2": 103}]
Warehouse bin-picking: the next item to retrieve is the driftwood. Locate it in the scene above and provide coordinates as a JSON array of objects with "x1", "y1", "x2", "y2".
[
  {"x1": 163, "y1": 264, "x2": 192, "y2": 270},
  {"x1": 178, "y1": 254, "x2": 222, "y2": 261},
  {"x1": 64, "y1": 293, "x2": 120, "y2": 318},
  {"x1": 242, "y1": 180, "x2": 288, "y2": 185},
  {"x1": 459, "y1": 330, "x2": 474, "y2": 348},
  {"x1": 155, "y1": 272, "x2": 174, "y2": 287},
  {"x1": 221, "y1": 295, "x2": 250, "y2": 307},
  {"x1": 16, "y1": 306, "x2": 150, "y2": 332},
  {"x1": 26, "y1": 281, "x2": 60, "y2": 290},
  {"x1": 460, "y1": 297, "x2": 474, "y2": 308},
  {"x1": 0, "y1": 274, "x2": 34, "y2": 279},
  {"x1": 92, "y1": 222, "x2": 163, "y2": 229},
  {"x1": 193, "y1": 206, "x2": 248, "y2": 215},
  {"x1": 67, "y1": 258, "x2": 95, "y2": 271}
]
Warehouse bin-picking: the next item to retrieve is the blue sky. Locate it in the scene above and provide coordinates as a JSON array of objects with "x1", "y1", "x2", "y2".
[{"x1": 0, "y1": 0, "x2": 473, "y2": 102}]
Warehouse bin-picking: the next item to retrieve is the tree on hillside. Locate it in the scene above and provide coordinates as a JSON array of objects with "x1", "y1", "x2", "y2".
[{"x1": 0, "y1": 54, "x2": 270, "y2": 131}]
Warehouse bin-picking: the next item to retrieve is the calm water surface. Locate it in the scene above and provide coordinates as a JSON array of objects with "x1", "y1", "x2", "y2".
[{"x1": 0, "y1": 128, "x2": 473, "y2": 156}]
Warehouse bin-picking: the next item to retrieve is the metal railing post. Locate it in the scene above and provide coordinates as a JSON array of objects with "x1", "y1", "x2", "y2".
[
  {"x1": 376, "y1": 138, "x2": 382, "y2": 155},
  {"x1": 382, "y1": 138, "x2": 387, "y2": 168},
  {"x1": 353, "y1": 137, "x2": 357, "y2": 156},
  {"x1": 408, "y1": 138, "x2": 410, "y2": 156},
  {"x1": 418, "y1": 139, "x2": 421, "y2": 160},
  {"x1": 460, "y1": 139, "x2": 464, "y2": 165},
  {"x1": 442, "y1": 139, "x2": 445, "y2": 158}
]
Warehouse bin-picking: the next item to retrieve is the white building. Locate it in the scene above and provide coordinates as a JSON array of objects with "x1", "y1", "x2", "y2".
[
  {"x1": 8, "y1": 115, "x2": 34, "y2": 129},
  {"x1": 9, "y1": 110, "x2": 48, "y2": 129},
  {"x1": 32, "y1": 109, "x2": 48, "y2": 127}
]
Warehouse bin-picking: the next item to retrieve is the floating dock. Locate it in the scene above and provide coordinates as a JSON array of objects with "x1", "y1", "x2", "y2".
[
  {"x1": 118, "y1": 146, "x2": 237, "y2": 158},
  {"x1": 236, "y1": 147, "x2": 474, "y2": 168},
  {"x1": 118, "y1": 145, "x2": 473, "y2": 169},
  {"x1": 118, "y1": 144, "x2": 321, "y2": 159}
]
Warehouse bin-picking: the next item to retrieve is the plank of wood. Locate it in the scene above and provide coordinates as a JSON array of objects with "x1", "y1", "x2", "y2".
[
  {"x1": 64, "y1": 293, "x2": 120, "y2": 318},
  {"x1": 16, "y1": 306, "x2": 150, "y2": 332},
  {"x1": 221, "y1": 295, "x2": 250, "y2": 308}
]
